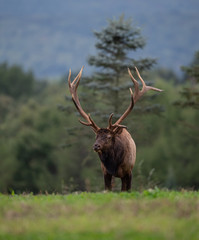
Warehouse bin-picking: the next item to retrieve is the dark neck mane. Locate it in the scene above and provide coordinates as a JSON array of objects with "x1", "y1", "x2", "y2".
[{"x1": 98, "y1": 138, "x2": 124, "y2": 175}]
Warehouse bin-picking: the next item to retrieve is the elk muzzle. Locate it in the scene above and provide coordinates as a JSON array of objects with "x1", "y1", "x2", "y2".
[{"x1": 93, "y1": 143, "x2": 101, "y2": 152}]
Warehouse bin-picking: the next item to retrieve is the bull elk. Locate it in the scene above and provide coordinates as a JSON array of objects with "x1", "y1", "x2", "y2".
[{"x1": 67, "y1": 67, "x2": 162, "y2": 191}]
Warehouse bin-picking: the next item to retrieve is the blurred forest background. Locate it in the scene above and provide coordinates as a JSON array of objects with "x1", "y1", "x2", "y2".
[{"x1": 0, "y1": 1, "x2": 199, "y2": 193}]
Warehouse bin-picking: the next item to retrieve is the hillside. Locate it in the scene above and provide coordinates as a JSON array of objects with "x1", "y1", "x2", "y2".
[{"x1": 0, "y1": 0, "x2": 199, "y2": 78}]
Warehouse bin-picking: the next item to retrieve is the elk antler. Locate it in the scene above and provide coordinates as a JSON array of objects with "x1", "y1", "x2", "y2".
[
  {"x1": 68, "y1": 67, "x2": 100, "y2": 133},
  {"x1": 108, "y1": 88, "x2": 134, "y2": 132},
  {"x1": 128, "y1": 67, "x2": 163, "y2": 104},
  {"x1": 109, "y1": 67, "x2": 163, "y2": 131}
]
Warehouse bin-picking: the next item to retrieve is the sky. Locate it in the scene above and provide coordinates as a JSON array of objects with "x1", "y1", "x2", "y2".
[{"x1": 0, "y1": 0, "x2": 199, "y2": 78}]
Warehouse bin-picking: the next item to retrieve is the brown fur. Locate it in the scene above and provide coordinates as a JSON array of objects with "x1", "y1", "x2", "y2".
[{"x1": 93, "y1": 128, "x2": 136, "y2": 191}]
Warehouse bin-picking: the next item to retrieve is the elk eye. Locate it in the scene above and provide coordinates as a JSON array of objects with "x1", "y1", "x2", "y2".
[{"x1": 107, "y1": 135, "x2": 112, "y2": 140}]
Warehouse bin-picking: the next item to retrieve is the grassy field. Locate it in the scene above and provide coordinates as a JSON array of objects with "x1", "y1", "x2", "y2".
[{"x1": 0, "y1": 189, "x2": 199, "y2": 240}]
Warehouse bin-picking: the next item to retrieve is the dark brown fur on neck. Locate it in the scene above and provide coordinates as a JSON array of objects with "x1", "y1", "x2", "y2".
[{"x1": 93, "y1": 128, "x2": 136, "y2": 191}]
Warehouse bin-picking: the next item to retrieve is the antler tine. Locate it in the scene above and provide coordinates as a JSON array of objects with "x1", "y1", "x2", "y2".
[
  {"x1": 68, "y1": 67, "x2": 100, "y2": 133},
  {"x1": 68, "y1": 67, "x2": 84, "y2": 114},
  {"x1": 71, "y1": 66, "x2": 84, "y2": 88},
  {"x1": 108, "y1": 113, "x2": 114, "y2": 129},
  {"x1": 68, "y1": 67, "x2": 84, "y2": 99},
  {"x1": 79, "y1": 114, "x2": 99, "y2": 130},
  {"x1": 128, "y1": 68, "x2": 139, "y2": 100},
  {"x1": 133, "y1": 67, "x2": 163, "y2": 103},
  {"x1": 108, "y1": 112, "x2": 127, "y2": 132}
]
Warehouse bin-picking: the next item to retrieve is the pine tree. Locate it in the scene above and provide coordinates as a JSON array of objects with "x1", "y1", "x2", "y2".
[
  {"x1": 175, "y1": 50, "x2": 199, "y2": 109},
  {"x1": 180, "y1": 50, "x2": 199, "y2": 109},
  {"x1": 87, "y1": 15, "x2": 157, "y2": 119}
]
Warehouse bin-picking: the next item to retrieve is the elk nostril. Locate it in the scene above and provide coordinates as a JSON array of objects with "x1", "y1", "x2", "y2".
[
  {"x1": 93, "y1": 144, "x2": 101, "y2": 151},
  {"x1": 94, "y1": 144, "x2": 98, "y2": 149}
]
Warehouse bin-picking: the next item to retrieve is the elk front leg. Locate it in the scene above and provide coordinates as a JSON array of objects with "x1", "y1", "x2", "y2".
[
  {"x1": 121, "y1": 173, "x2": 132, "y2": 191},
  {"x1": 104, "y1": 173, "x2": 113, "y2": 191}
]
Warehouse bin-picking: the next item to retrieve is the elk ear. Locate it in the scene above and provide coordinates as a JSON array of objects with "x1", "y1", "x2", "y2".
[{"x1": 113, "y1": 126, "x2": 127, "y2": 135}]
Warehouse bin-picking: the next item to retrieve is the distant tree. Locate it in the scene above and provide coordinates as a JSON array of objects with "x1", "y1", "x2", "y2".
[
  {"x1": 150, "y1": 68, "x2": 179, "y2": 83},
  {"x1": 13, "y1": 130, "x2": 57, "y2": 193},
  {"x1": 0, "y1": 62, "x2": 35, "y2": 99},
  {"x1": 0, "y1": 95, "x2": 14, "y2": 121},
  {"x1": 175, "y1": 50, "x2": 199, "y2": 109},
  {"x1": 87, "y1": 15, "x2": 157, "y2": 116},
  {"x1": 0, "y1": 96, "x2": 65, "y2": 193}
]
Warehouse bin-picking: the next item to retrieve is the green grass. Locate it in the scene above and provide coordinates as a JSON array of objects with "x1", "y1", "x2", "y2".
[{"x1": 0, "y1": 189, "x2": 199, "y2": 240}]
